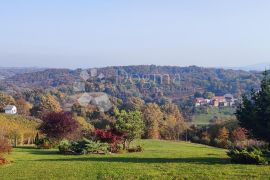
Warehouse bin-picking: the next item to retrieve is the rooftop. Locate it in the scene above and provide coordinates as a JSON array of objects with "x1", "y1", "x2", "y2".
[{"x1": 3, "y1": 105, "x2": 16, "y2": 110}]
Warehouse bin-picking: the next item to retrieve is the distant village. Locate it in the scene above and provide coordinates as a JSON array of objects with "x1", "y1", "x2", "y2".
[{"x1": 194, "y1": 94, "x2": 238, "y2": 107}]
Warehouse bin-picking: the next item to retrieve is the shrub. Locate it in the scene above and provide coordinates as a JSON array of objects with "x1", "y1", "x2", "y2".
[
  {"x1": 0, "y1": 157, "x2": 9, "y2": 165},
  {"x1": 220, "y1": 140, "x2": 233, "y2": 149},
  {"x1": 211, "y1": 138, "x2": 232, "y2": 149},
  {"x1": 0, "y1": 138, "x2": 12, "y2": 154},
  {"x1": 94, "y1": 129, "x2": 123, "y2": 153},
  {"x1": 227, "y1": 148, "x2": 268, "y2": 165},
  {"x1": 35, "y1": 138, "x2": 52, "y2": 149},
  {"x1": 86, "y1": 141, "x2": 109, "y2": 154},
  {"x1": 191, "y1": 136, "x2": 200, "y2": 143},
  {"x1": 58, "y1": 139, "x2": 109, "y2": 155},
  {"x1": 70, "y1": 139, "x2": 91, "y2": 154},
  {"x1": 0, "y1": 138, "x2": 12, "y2": 165},
  {"x1": 231, "y1": 139, "x2": 269, "y2": 152},
  {"x1": 212, "y1": 138, "x2": 222, "y2": 147},
  {"x1": 58, "y1": 140, "x2": 72, "y2": 154},
  {"x1": 127, "y1": 145, "x2": 144, "y2": 153},
  {"x1": 200, "y1": 138, "x2": 211, "y2": 145}
]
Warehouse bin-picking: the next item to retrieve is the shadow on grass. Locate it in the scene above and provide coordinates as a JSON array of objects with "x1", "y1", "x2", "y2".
[
  {"x1": 15, "y1": 147, "x2": 60, "y2": 156},
  {"x1": 30, "y1": 150, "x2": 60, "y2": 156},
  {"x1": 15, "y1": 146, "x2": 36, "y2": 150},
  {"x1": 36, "y1": 157, "x2": 229, "y2": 165}
]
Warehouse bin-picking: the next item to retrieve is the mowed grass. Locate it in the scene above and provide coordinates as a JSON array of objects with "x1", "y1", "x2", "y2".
[{"x1": 1, "y1": 140, "x2": 270, "y2": 180}]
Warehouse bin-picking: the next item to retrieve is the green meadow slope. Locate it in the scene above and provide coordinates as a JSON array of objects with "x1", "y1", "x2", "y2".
[{"x1": 1, "y1": 140, "x2": 270, "y2": 179}]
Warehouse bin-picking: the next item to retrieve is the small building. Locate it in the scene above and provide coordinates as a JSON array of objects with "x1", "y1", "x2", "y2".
[
  {"x1": 211, "y1": 96, "x2": 226, "y2": 107},
  {"x1": 4, "y1": 105, "x2": 17, "y2": 114},
  {"x1": 195, "y1": 98, "x2": 208, "y2": 107},
  {"x1": 224, "y1": 94, "x2": 235, "y2": 107},
  {"x1": 194, "y1": 94, "x2": 238, "y2": 108}
]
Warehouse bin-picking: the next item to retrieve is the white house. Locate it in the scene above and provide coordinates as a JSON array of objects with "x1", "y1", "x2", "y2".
[{"x1": 4, "y1": 105, "x2": 17, "y2": 114}]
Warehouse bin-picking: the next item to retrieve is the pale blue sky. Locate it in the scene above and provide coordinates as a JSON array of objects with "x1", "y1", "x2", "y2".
[{"x1": 0, "y1": 0, "x2": 270, "y2": 68}]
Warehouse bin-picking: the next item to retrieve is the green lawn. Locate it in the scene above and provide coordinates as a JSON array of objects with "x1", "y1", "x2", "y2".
[{"x1": 1, "y1": 140, "x2": 270, "y2": 179}]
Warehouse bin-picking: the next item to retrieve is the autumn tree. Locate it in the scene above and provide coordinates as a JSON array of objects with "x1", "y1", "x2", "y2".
[
  {"x1": 114, "y1": 108, "x2": 144, "y2": 149},
  {"x1": 74, "y1": 116, "x2": 94, "y2": 137},
  {"x1": 232, "y1": 127, "x2": 248, "y2": 142},
  {"x1": 40, "y1": 112, "x2": 80, "y2": 141},
  {"x1": 217, "y1": 127, "x2": 229, "y2": 141},
  {"x1": 142, "y1": 103, "x2": 163, "y2": 139},
  {"x1": 0, "y1": 93, "x2": 15, "y2": 112},
  {"x1": 16, "y1": 98, "x2": 32, "y2": 116},
  {"x1": 160, "y1": 103, "x2": 186, "y2": 140},
  {"x1": 124, "y1": 97, "x2": 145, "y2": 111},
  {"x1": 31, "y1": 95, "x2": 62, "y2": 117}
]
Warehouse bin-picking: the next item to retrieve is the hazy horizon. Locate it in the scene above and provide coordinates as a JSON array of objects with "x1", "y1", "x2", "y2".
[
  {"x1": 1, "y1": 62, "x2": 270, "y2": 71},
  {"x1": 1, "y1": 1, "x2": 270, "y2": 68}
]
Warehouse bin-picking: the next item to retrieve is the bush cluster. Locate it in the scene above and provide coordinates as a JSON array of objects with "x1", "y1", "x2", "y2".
[
  {"x1": 127, "y1": 145, "x2": 144, "y2": 153},
  {"x1": 58, "y1": 138, "x2": 109, "y2": 155},
  {"x1": 227, "y1": 147, "x2": 268, "y2": 165},
  {"x1": 94, "y1": 129, "x2": 123, "y2": 153},
  {"x1": 35, "y1": 138, "x2": 53, "y2": 149},
  {"x1": 191, "y1": 136, "x2": 233, "y2": 149}
]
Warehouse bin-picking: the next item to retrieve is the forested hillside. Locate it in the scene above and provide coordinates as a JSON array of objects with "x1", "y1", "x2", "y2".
[
  {"x1": 2, "y1": 65, "x2": 262, "y2": 99},
  {"x1": 0, "y1": 67, "x2": 45, "y2": 80}
]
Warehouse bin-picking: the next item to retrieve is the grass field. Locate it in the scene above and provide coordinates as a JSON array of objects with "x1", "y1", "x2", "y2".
[
  {"x1": 1, "y1": 140, "x2": 270, "y2": 179},
  {"x1": 192, "y1": 107, "x2": 235, "y2": 125}
]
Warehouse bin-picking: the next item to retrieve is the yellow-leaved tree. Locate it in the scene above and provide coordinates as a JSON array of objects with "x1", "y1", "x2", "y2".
[{"x1": 142, "y1": 103, "x2": 163, "y2": 139}]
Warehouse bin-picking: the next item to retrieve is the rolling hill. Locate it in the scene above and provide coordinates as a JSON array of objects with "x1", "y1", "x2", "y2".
[{"x1": 1, "y1": 65, "x2": 262, "y2": 100}]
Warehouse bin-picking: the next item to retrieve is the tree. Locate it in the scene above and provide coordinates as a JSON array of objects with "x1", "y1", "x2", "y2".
[
  {"x1": 203, "y1": 92, "x2": 215, "y2": 99},
  {"x1": 0, "y1": 93, "x2": 15, "y2": 111},
  {"x1": 142, "y1": 103, "x2": 163, "y2": 139},
  {"x1": 40, "y1": 112, "x2": 80, "y2": 141},
  {"x1": 124, "y1": 97, "x2": 145, "y2": 111},
  {"x1": 236, "y1": 71, "x2": 270, "y2": 144},
  {"x1": 217, "y1": 127, "x2": 229, "y2": 141},
  {"x1": 74, "y1": 116, "x2": 94, "y2": 137},
  {"x1": 114, "y1": 109, "x2": 144, "y2": 149},
  {"x1": 160, "y1": 103, "x2": 187, "y2": 140},
  {"x1": 31, "y1": 95, "x2": 62, "y2": 117},
  {"x1": 232, "y1": 128, "x2": 248, "y2": 142},
  {"x1": 16, "y1": 98, "x2": 32, "y2": 115}
]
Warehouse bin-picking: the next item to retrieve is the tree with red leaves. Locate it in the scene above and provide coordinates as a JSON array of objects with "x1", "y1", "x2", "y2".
[
  {"x1": 232, "y1": 128, "x2": 248, "y2": 142},
  {"x1": 40, "y1": 112, "x2": 80, "y2": 141}
]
